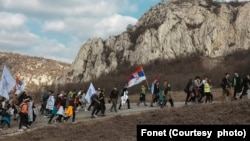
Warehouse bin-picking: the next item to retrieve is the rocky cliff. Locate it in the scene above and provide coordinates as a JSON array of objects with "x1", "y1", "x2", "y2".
[{"x1": 58, "y1": 0, "x2": 250, "y2": 83}]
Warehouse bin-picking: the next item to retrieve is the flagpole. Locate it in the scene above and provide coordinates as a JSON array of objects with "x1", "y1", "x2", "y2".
[
  {"x1": 140, "y1": 65, "x2": 150, "y2": 90},
  {"x1": 145, "y1": 79, "x2": 150, "y2": 90}
]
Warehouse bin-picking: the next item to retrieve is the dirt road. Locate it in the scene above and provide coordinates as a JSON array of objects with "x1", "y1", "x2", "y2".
[{"x1": 1, "y1": 101, "x2": 187, "y2": 138}]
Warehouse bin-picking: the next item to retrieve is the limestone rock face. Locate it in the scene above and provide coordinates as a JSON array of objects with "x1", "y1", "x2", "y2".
[{"x1": 60, "y1": 0, "x2": 250, "y2": 83}]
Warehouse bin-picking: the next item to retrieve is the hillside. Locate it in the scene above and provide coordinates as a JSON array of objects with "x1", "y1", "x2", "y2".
[{"x1": 0, "y1": 52, "x2": 70, "y2": 92}]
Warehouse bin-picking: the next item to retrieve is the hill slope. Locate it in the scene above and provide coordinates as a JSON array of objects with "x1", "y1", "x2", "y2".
[{"x1": 0, "y1": 52, "x2": 70, "y2": 92}]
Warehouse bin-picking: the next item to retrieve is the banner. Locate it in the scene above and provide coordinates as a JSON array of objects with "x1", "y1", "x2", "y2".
[
  {"x1": 127, "y1": 66, "x2": 147, "y2": 88},
  {"x1": 121, "y1": 90, "x2": 128, "y2": 105},
  {"x1": 85, "y1": 82, "x2": 96, "y2": 103},
  {"x1": 0, "y1": 65, "x2": 15, "y2": 99}
]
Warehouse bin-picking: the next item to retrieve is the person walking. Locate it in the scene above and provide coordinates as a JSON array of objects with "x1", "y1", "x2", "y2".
[
  {"x1": 91, "y1": 89, "x2": 101, "y2": 118},
  {"x1": 204, "y1": 78, "x2": 213, "y2": 104},
  {"x1": 118, "y1": 84, "x2": 131, "y2": 110},
  {"x1": 48, "y1": 93, "x2": 62, "y2": 124},
  {"x1": 193, "y1": 76, "x2": 203, "y2": 104},
  {"x1": 54, "y1": 93, "x2": 67, "y2": 123},
  {"x1": 96, "y1": 88, "x2": 106, "y2": 116},
  {"x1": 221, "y1": 73, "x2": 232, "y2": 101},
  {"x1": 150, "y1": 81, "x2": 160, "y2": 107},
  {"x1": 163, "y1": 83, "x2": 174, "y2": 108},
  {"x1": 64, "y1": 101, "x2": 75, "y2": 123},
  {"x1": 232, "y1": 72, "x2": 243, "y2": 100},
  {"x1": 184, "y1": 79, "x2": 193, "y2": 105},
  {"x1": 137, "y1": 84, "x2": 147, "y2": 106},
  {"x1": 18, "y1": 98, "x2": 29, "y2": 132},
  {"x1": 109, "y1": 86, "x2": 119, "y2": 113},
  {"x1": 240, "y1": 74, "x2": 250, "y2": 99}
]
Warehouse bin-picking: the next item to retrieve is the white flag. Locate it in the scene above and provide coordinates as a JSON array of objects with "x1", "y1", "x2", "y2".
[
  {"x1": 85, "y1": 82, "x2": 96, "y2": 104},
  {"x1": 121, "y1": 91, "x2": 128, "y2": 105},
  {"x1": 0, "y1": 65, "x2": 15, "y2": 99}
]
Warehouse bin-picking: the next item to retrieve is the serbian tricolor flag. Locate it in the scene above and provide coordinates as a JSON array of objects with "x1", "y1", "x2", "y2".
[
  {"x1": 15, "y1": 77, "x2": 25, "y2": 95},
  {"x1": 126, "y1": 66, "x2": 146, "y2": 88}
]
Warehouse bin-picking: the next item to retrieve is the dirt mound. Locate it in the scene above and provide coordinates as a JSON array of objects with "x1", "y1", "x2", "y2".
[{"x1": 2, "y1": 99, "x2": 250, "y2": 141}]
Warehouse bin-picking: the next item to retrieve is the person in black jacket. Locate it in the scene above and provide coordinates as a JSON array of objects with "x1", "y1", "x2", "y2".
[
  {"x1": 240, "y1": 74, "x2": 250, "y2": 99},
  {"x1": 221, "y1": 73, "x2": 232, "y2": 101},
  {"x1": 96, "y1": 89, "x2": 106, "y2": 116},
  {"x1": 150, "y1": 81, "x2": 160, "y2": 107},
  {"x1": 109, "y1": 86, "x2": 119, "y2": 113},
  {"x1": 184, "y1": 79, "x2": 193, "y2": 105}
]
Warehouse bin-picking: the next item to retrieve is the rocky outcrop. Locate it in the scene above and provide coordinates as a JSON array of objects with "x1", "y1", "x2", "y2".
[{"x1": 59, "y1": 0, "x2": 250, "y2": 83}]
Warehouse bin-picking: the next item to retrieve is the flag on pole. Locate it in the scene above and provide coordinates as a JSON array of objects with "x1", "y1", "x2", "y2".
[
  {"x1": 85, "y1": 82, "x2": 96, "y2": 103},
  {"x1": 0, "y1": 65, "x2": 16, "y2": 99},
  {"x1": 151, "y1": 73, "x2": 161, "y2": 94},
  {"x1": 15, "y1": 77, "x2": 25, "y2": 95},
  {"x1": 127, "y1": 66, "x2": 147, "y2": 88}
]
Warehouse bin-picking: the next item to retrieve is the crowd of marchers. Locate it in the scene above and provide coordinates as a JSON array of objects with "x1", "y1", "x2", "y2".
[{"x1": 0, "y1": 72, "x2": 249, "y2": 133}]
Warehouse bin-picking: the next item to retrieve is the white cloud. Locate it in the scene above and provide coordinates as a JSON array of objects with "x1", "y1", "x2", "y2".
[
  {"x1": 0, "y1": 0, "x2": 144, "y2": 63},
  {"x1": 0, "y1": 12, "x2": 27, "y2": 28},
  {"x1": 43, "y1": 21, "x2": 65, "y2": 32},
  {"x1": 94, "y1": 14, "x2": 137, "y2": 38},
  {"x1": 0, "y1": 31, "x2": 38, "y2": 47}
]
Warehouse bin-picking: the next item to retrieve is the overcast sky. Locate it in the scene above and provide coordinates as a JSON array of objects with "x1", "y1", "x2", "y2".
[{"x1": 0, "y1": 0, "x2": 249, "y2": 63}]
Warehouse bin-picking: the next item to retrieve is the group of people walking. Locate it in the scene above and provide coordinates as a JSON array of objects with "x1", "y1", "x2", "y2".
[
  {"x1": 149, "y1": 80, "x2": 174, "y2": 108},
  {"x1": 183, "y1": 72, "x2": 250, "y2": 105},
  {"x1": 0, "y1": 90, "x2": 37, "y2": 132},
  {"x1": 1, "y1": 72, "x2": 249, "y2": 133},
  {"x1": 220, "y1": 72, "x2": 250, "y2": 101}
]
